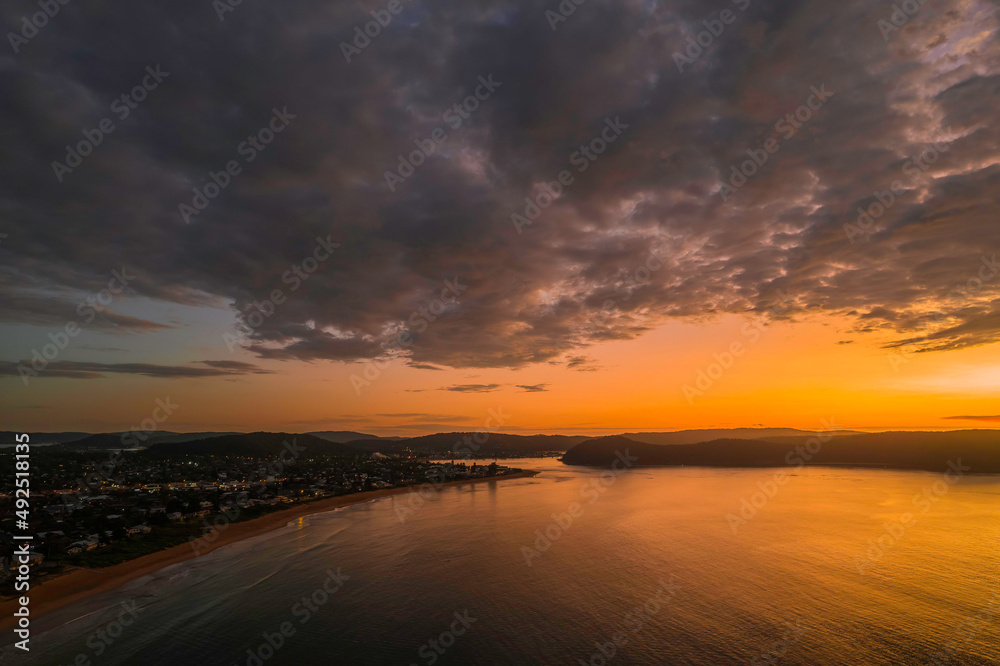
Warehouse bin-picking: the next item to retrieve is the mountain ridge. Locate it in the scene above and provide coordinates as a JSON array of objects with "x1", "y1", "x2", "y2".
[{"x1": 562, "y1": 430, "x2": 1000, "y2": 472}]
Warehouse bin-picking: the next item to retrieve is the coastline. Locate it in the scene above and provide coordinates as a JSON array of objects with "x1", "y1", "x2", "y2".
[{"x1": 0, "y1": 469, "x2": 538, "y2": 630}]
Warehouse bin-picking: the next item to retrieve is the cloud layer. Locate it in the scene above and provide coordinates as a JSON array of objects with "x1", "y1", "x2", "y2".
[
  {"x1": 0, "y1": 360, "x2": 273, "y2": 380},
  {"x1": 2, "y1": 0, "x2": 999, "y2": 373}
]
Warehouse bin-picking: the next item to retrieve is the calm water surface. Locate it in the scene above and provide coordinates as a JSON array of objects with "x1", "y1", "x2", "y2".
[{"x1": 5, "y1": 458, "x2": 1000, "y2": 665}]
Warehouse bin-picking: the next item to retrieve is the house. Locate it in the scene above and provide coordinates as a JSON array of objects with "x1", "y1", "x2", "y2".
[
  {"x1": 44, "y1": 504, "x2": 74, "y2": 516},
  {"x1": 81, "y1": 495, "x2": 111, "y2": 503},
  {"x1": 167, "y1": 512, "x2": 183, "y2": 521},
  {"x1": 68, "y1": 539, "x2": 98, "y2": 552},
  {"x1": 40, "y1": 530, "x2": 67, "y2": 549},
  {"x1": 127, "y1": 525, "x2": 152, "y2": 536}
]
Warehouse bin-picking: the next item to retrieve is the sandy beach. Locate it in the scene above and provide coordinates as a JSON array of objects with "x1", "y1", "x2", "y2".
[{"x1": 0, "y1": 469, "x2": 538, "y2": 630}]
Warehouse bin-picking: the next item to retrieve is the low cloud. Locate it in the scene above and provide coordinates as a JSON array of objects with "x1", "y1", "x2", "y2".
[
  {"x1": 440, "y1": 384, "x2": 502, "y2": 393},
  {"x1": 565, "y1": 356, "x2": 599, "y2": 372},
  {"x1": 0, "y1": 360, "x2": 274, "y2": 380},
  {"x1": 376, "y1": 413, "x2": 473, "y2": 422},
  {"x1": 0, "y1": 293, "x2": 171, "y2": 333}
]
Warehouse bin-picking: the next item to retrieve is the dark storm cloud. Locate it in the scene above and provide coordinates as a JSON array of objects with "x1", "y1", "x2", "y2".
[
  {"x1": 1, "y1": 0, "x2": 999, "y2": 372},
  {"x1": 0, "y1": 360, "x2": 273, "y2": 379}
]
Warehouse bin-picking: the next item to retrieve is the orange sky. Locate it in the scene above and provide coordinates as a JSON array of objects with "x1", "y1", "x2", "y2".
[
  {"x1": 7, "y1": 312, "x2": 999, "y2": 435},
  {"x1": 3, "y1": 0, "x2": 999, "y2": 436}
]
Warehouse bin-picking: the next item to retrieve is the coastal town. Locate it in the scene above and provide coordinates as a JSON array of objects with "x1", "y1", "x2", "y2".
[{"x1": 0, "y1": 447, "x2": 518, "y2": 592}]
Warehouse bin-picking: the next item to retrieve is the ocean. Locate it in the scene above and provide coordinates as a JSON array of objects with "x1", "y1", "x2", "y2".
[{"x1": 5, "y1": 458, "x2": 1000, "y2": 665}]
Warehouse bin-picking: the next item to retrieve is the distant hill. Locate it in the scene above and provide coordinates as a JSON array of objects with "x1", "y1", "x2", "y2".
[
  {"x1": 143, "y1": 431, "x2": 242, "y2": 445},
  {"x1": 349, "y1": 432, "x2": 590, "y2": 455},
  {"x1": 62, "y1": 433, "x2": 133, "y2": 450},
  {"x1": 562, "y1": 430, "x2": 1000, "y2": 472},
  {"x1": 0, "y1": 432, "x2": 91, "y2": 444},
  {"x1": 63, "y1": 431, "x2": 241, "y2": 449},
  {"x1": 145, "y1": 432, "x2": 363, "y2": 458},
  {"x1": 623, "y1": 428, "x2": 862, "y2": 446},
  {"x1": 308, "y1": 431, "x2": 397, "y2": 443},
  {"x1": 60, "y1": 430, "x2": 399, "y2": 450}
]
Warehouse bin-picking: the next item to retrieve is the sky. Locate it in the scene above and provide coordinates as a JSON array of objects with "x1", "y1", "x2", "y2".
[{"x1": 1, "y1": 0, "x2": 999, "y2": 436}]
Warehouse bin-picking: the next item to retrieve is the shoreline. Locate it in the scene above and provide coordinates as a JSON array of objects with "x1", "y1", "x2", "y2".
[{"x1": 0, "y1": 469, "x2": 538, "y2": 630}]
